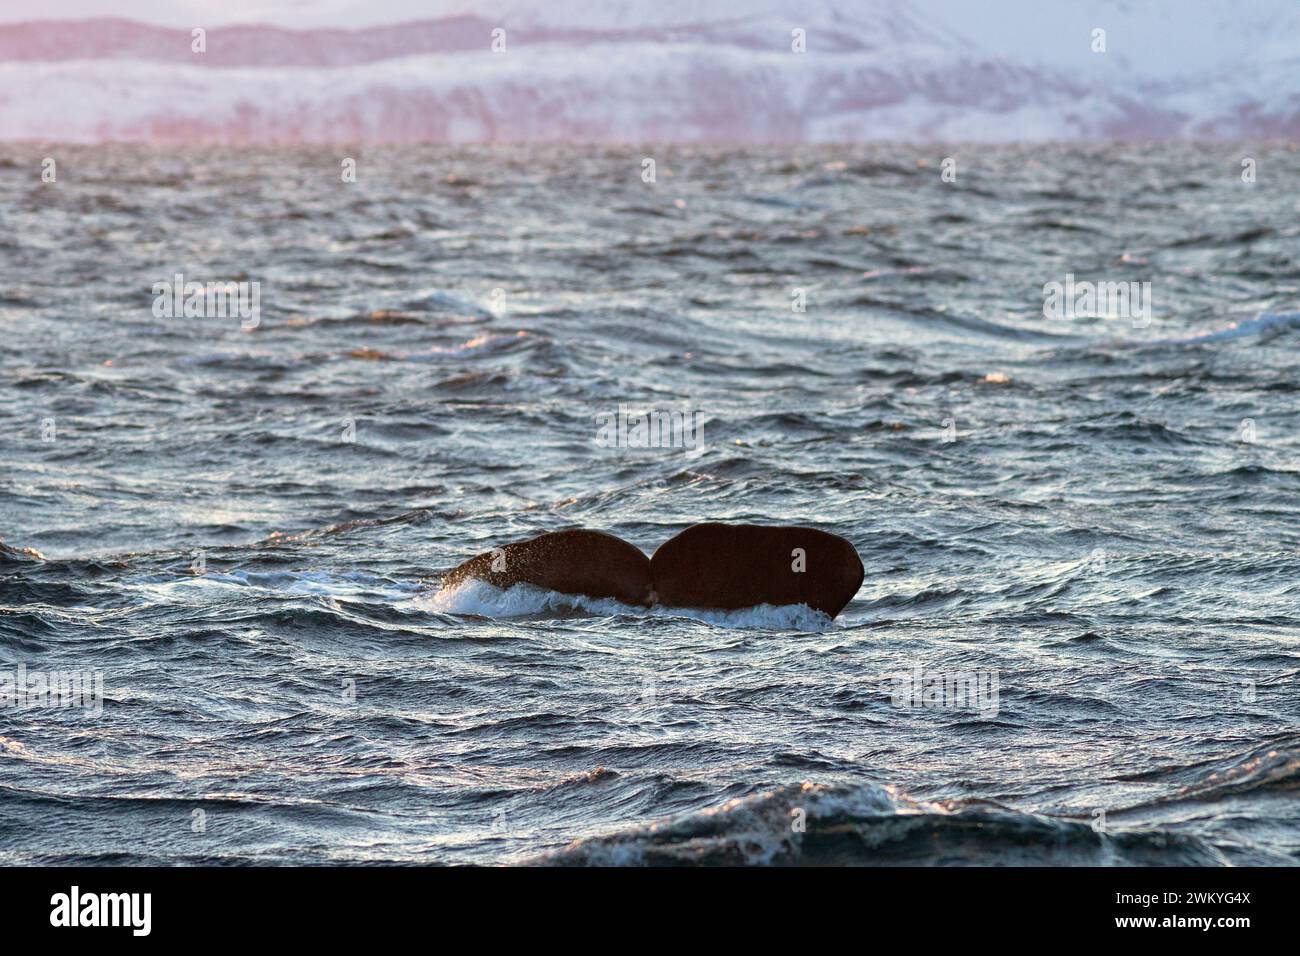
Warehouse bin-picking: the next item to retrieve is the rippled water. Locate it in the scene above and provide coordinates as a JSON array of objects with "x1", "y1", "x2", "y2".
[{"x1": 1, "y1": 144, "x2": 1298, "y2": 865}]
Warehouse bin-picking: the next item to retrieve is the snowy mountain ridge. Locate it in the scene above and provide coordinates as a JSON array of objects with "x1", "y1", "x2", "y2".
[{"x1": 2, "y1": 2, "x2": 1297, "y2": 142}]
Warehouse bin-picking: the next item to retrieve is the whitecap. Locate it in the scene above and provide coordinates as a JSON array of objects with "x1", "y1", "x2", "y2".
[{"x1": 413, "y1": 579, "x2": 834, "y2": 631}]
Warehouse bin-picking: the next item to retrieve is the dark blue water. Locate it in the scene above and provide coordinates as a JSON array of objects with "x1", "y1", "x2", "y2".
[{"x1": 1, "y1": 143, "x2": 1298, "y2": 864}]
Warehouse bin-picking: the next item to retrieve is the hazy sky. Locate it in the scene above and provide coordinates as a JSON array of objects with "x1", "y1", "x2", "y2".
[
  {"x1": 0, "y1": 0, "x2": 1088, "y2": 31},
  {"x1": 12, "y1": 1, "x2": 490, "y2": 27}
]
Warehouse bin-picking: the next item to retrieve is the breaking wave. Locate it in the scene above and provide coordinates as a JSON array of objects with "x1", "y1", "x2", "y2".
[
  {"x1": 414, "y1": 579, "x2": 835, "y2": 631},
  {"x1": 533, "y1": 781, "x2": 1227, "y2": 866}
]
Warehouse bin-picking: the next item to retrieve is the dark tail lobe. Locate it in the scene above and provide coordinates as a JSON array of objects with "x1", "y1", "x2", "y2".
[
  {"x1": 650, "y1": 524, "x2": 863, "y2": 618},
  {"x1": 441, "y1": 529, "x2": 653, "y2": 607}
]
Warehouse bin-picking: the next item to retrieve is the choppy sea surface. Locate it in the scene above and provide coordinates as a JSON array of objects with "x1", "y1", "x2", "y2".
[{"x1": 1, "y1": 144, "x2": 1298, "y2": 865}]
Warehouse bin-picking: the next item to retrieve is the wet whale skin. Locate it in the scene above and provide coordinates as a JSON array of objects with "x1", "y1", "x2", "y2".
[
  {"x1": 441, "y1": 529, "x2": 653, "y2": 607},
  {"x1": 650, "y1": 524, "x2": 864, "y2": 618},
  {"x1": 443, "y1": 524, "x2": 863, "y2": 618}
]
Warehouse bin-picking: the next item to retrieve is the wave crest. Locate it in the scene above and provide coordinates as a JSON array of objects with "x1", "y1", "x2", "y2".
[{"x1": 531, "y1": 782, "x2": 1226, "y2": 866}]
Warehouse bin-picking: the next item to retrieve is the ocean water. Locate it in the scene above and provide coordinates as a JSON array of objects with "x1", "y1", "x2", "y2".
[{"x1": 1, "y1": 143, "x2": 1298, "y2": 865}]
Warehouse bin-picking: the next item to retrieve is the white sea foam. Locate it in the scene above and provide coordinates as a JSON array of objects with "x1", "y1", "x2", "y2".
[
  {"x1": 414, "y1": 579, "x2": 834, "y2": 631},
  {"x1": 130, "y1": 569, "x2": 419, "y2": 602}
]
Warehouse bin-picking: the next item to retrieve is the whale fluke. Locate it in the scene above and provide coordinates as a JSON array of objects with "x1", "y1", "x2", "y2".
[
  {"x1": 650, "y1": 523, "x2": 863, "y2": 618},
  {"x1": 440, "y1": 529, "x2": 654, "y2": 607},
  {"x1": 439, "y1": 523, "x2": 864, "y2": 619}
]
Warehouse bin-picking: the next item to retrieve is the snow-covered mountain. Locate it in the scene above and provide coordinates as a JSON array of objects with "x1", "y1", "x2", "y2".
[{"x1": 2, "y1": 0, "x2": 1298, "y2": 142}]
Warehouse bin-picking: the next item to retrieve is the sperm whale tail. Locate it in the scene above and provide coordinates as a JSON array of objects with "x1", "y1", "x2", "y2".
[{"x1": 439, "y1": 524, "x2": 864, "y2": 619}]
